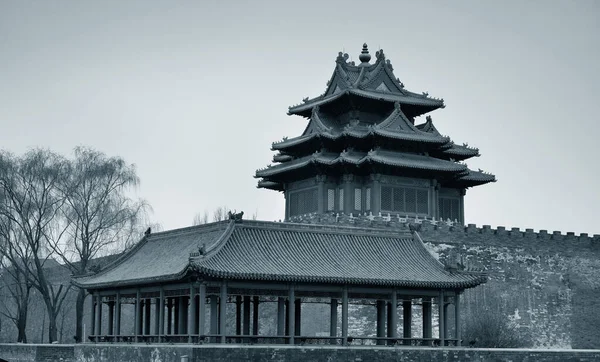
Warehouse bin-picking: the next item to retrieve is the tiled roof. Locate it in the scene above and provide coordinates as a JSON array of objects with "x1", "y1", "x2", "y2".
[
  {"x1": 288, "y1": 88, "x2": 443, "y2": 115},
  {"x1": 272, "y1": 107, "x2": 447, "y2": 152},
  {"x1": 73, "y1": 220, "x2": 486, "y2": 290},
  {"x1": 72, "y1": 223, "x2": 230, "y2": 289},
  {"x1": 256, "y1": 149, "x2": 467, "y2": 178},
  {"x1": 455, "y1": 169, "x2": 497, "y2": 187}
]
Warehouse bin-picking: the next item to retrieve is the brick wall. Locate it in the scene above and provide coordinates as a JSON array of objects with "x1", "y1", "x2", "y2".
[
  {"x1": 3, "y1": 344, "x2": 600, "y2": 362},
  {"x1": 290, "y1": 213, "x2": 600, "y2": 349}
]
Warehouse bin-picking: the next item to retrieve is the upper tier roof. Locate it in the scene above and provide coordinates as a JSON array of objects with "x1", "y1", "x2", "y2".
[
  {"x1": 288, "y1": 46, "x2": 444, "y2": 117},
  {"x1": 72, "y1": 220, "x2": 486, "y2": 290},
  {"x1": 272, "y1": 105, "x2": 449, "y2": 152},
  {"x1": 416, "y1": 116, "x2": 480, "y2": 161}
]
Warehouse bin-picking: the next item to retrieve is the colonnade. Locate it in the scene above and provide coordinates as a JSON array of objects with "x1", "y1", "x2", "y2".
[{"x1": 89, "y1": 282, "x2": 462, "y2": 346}]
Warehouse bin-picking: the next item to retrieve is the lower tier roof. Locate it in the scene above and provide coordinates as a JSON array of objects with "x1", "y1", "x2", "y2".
[{"x1": 72, "y1": 220, "x2": 486, "y2": 290}]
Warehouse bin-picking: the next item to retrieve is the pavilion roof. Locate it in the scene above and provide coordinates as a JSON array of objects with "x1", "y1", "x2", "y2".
[
  {"x1": 255, "y1": 149, "x2": 469, "y2": 179},
  {"x1": 288, "y1": 46, "x2": 445, "y2": 117},
  {"x1": 72, "y1": 220, "x2": 486, "y2": 290},
  {"x1": 272, "y1": 106, "x2": 449, "y2": 152}
]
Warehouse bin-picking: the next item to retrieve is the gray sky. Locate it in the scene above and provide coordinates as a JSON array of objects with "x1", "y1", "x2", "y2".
[{"x1": 1, "y1": 0, "x2": 599, "y2": 235}]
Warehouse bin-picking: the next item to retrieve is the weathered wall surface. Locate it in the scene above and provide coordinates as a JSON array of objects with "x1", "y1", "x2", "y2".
[
  {"x1": 292, "y1": 213, "x2": 600, "y2": 349},
  {"x1": 2, "y1": 344, "x2": 600, "y2": 362}
]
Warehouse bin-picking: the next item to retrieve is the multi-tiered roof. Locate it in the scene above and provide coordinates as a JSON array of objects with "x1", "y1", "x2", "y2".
[{"x1": 255, "y1": 44, "x2": 495, "y2": 191}]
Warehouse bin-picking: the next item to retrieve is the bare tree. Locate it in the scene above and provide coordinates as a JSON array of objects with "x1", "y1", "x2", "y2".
[
  {"x1": 192, "y1": 211, "x2": 209, "y2": 226},
  {"x1": 0, "y1": 249, "x2": 32, "y2": 342},
  {"x1": 46, "y1": 147, "x2": 148, "y2": 343},
  {"x1": 193, "y1": 206, "x2": 231, "y2": 225},
  {"x1": 0, "y1": 149, "x2": 72, "y2": 343}
]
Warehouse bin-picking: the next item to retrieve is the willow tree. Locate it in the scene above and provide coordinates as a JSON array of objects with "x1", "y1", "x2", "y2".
[
  {"x1": 0, "y1": 149, "x2": 72, "y2": 343},
  {"x1": 48, "y1": 147, "x2": 147, "y2": 343},
  {"x1": 0, "y1": 219, "x2": 33, "y2": 343}
]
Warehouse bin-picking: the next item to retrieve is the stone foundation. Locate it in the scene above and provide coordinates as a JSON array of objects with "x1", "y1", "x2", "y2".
[{"x1": 2, "y1": 344, "x2": 600, "y2": 362}]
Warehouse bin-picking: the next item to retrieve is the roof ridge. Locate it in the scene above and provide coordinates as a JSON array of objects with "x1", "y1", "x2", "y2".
[
  {"x1": 148, "y1": 220, "x2": 230, "y2": 239},
  {"x1": 238, "y1": 219, "x2": 413, "y2": 237}
]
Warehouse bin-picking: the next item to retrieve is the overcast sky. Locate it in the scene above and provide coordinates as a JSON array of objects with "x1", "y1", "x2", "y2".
[{"x1": 1, "y1": 0, "x2": 599, "y2": 235}]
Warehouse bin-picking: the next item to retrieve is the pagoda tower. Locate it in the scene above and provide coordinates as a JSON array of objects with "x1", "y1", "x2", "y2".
[{"x1": 255, "y1": 44, "x2": 495, "y2": 223}]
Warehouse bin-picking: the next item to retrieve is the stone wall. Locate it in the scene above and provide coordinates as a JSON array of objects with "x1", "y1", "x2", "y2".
[
  {"x1": 290, "y1": 213, "x2": 600, "y2": 349},
  {"x1": 2, "y1": 344, "x2": 600, "y2": 362}
]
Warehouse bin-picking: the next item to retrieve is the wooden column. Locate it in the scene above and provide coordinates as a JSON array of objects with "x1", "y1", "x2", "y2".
[
  {"x1": 209, "y1": 295, "x2": 218, "y2": 342},
  {"x1": 189, "y1": 285, "x2": 197, "y2": 343},
  {"x1": 317, "y1": 174, "x2": 326, "y2": 214},
  {"x1": 220, "y1": 282, "x2": 227, "y2": 343},
  {"x1": 243, "y1": 296, "x2": 251, "y2": 335},
  {"x1": 179, "y1": 296, "x2": 190, "y2": 335},
  {"x1": 402, "y1": 299, "x2": 412, "y2": 345},
  {"x1": 284, "y1": 300, "x2": 290, "y2": 337},
  {"x1": 89, "y1": 293, "x2": 96, "y2": 341},
  {"x1": 329, "y1": 298, "x2": 338, "y2": 344},
  {"x1": 252, "y1": 296, "x2": 260, "y2": 336},
  {"x1": 330, "y1": 298, "x2": 338, "y2": 344},
  {"x1": 455, "y1": 293, "x2": 461, "y2": 346},
  {"x1": 135, "y1": 290, "x2": 141, "y2": 342},
  {"x1": 376, "y1": 300, "x2": 386, "y2": 345},
  {"x1": 370, "y1": 174, "x2": 381, "y2": 215},
  {"x1": 342, "y1": 287, "x2": 348, "y2": 346},
  {"x1": 154, "y1": 297, "x2": 160, "y2": 336},
  {"x1": 235, "y1": 296, "x2": 242, "y2": 338},
  {"x1": 294, "y1": 298, "x2": 301, "y2": 338},
  {"x1": 288, "y1": 287, "x2": 295, "y2": 345},
  {"x1": 390, "y1": 292, "x2": 398, "y2": 341},
  {"x1": 166, "y1": 298, "x2": 172, "y2": 335},
  {"x1": 94, "y1": 294, "x2": 102, "y2": 340},
  {"x1": 343, "y1": 174, "x2": 354, "y2": 214},
  {"x1": 198, "y1": 284, "x2": 206, "y2": 338},
  {"x1": 115, "y1": 291, "x2": 121, "y2": 337},
  {"x1": 107, "y1": 301, "x2": 114, "y2": 336},
  {"x1": 158, "y1": 289, "x2": 165, "y2": 342},
  {"x1": 443, "y1": 301, "x2": 450, "y2": 345},
  {"x1": 439, "y1": 290, "x2": 445, "y2": 346},
  {"x1": 277, "y1": 297, "x2": 285, "y2": 337},
  {"x1": 144, "y1": 299, "x2": 151, "y2": 335},
  {"x1": 422, "y1": 297, "x2": 432, "y2": 345},
  {"x1": 173, "y1": 297, "x2": 180, "y2": 335}
]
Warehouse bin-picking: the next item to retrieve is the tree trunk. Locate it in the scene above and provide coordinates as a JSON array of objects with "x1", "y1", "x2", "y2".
[
  {"x1": 16, "y1": 303, "x2": 28, "y2": 343},
  {"x1": 41, "y1": 296, "x2": 59, "y2": 343},
  {"x1": 75, "y1": 287, "x2": 85, "y2": 343}
]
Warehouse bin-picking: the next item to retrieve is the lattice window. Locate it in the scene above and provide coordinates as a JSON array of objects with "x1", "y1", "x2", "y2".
[
  {"x1": 381, "y1": 185, "x2": 429, "y2": 215},
  {"x1": 365, "y1": 188, "x2": 371, "y2": 211},
  {"x1": 381, "y1": 186, "x2": 392, "y2": 211},
  {"x1": 338, "y1": 188, "x2": 344, "y2": 211},
  {"x1": 354, "y1": 188, "x2": 362, "y2": 211},
  {"x1": 440, "y1": 197, "x2": 460, "y2": 221},
  {"x1": 327, "y1": 189, "x2": 335, "y2": 211},
  {"x1": 393, "y1": 187, "x2": 404, "y2": 212},
  {"x1": 289, "y1": 187, "x2": 318, "y2": 216},
  {"x1": 416, "y1": 189, "x2": 428, "y2": 214},
  {"x1": 405, "y1": 189, "x2": 416, "y2": 213}
]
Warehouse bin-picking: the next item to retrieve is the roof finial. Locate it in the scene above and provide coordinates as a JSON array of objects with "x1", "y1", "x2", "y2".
[{"x1": 359, "y1": 43, "x2": 371, "y2": 65}]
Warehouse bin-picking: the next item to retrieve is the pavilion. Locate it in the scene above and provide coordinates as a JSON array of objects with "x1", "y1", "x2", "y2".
[
  {"x1": 73, "y1": 44, "x2": 491, "y2": 346},
  {"x1": 73, "y1": 218, "x2": 486, "y2": 346}
]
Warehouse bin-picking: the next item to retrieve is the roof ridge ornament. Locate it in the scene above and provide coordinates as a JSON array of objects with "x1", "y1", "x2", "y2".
[{"x1": 358, "y1": 43, "x2": 371, "y2": 65}]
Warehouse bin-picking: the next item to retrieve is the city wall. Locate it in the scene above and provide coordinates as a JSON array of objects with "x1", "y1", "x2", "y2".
[
  {"x1": 2, "y1": 344, "x2": 600, "y2": 362},
  {"x1": 291, "y1": 213, "x2": 600, "y2": 349}
]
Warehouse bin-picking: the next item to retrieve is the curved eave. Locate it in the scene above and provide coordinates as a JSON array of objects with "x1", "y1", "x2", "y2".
[
  {"x1": 288, "y1": 89, "x2": 444, "y2": 117},
  {"x1": 196, "y1": 266, "x2": 487, "y2": 289},
  {"x1": 449, "y1": 170, "x2": 497, "y2": 187},
  {"x1": 272, "y1": 134, "x2": 316, "y2": 150},
  {"x1": 440, "y1": 146, "x2": 480, "y2": 160},
  {"x1": 72, "y1": 269, "x2": 190, "y2": 290},
  {"x1": 255, "y1": 151, "x2": 468, "y2": 179},
  {"x1": 256, "y1": 180, "x2": 284, "y2": 191}
]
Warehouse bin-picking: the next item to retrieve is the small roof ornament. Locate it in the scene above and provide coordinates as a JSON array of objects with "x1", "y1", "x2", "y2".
[{"x1": 359, "y1": 43, "x2": 371, "y2": 65}]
